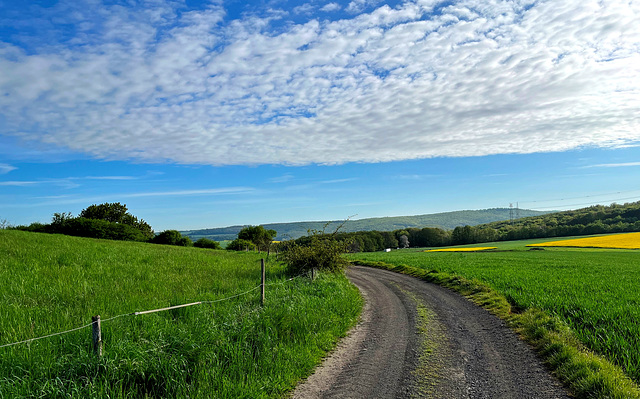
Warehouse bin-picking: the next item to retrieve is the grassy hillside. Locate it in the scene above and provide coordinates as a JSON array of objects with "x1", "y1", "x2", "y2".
[
  {"x1": 349, "y1": 238, "x2": 640, "y2": 398},
  {"x1": 0, "y1": 230, "x2": 362, "y2": 398},
  {"x1": 183, "y1": 208, "x2": 549, "y2": 241}
]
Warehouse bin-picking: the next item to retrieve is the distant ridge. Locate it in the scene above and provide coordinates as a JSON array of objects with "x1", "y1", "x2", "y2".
[{"x1": 181, "y1": 208, "x2": 550, "y2": 241}]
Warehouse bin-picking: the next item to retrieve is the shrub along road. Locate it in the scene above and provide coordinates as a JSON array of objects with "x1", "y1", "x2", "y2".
[{"x1": 293, "y1": 266, "x2": 571, "y2": 398}]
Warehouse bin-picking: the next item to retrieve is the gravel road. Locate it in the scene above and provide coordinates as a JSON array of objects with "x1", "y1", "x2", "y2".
[{"x1": 292, "y1": 266, "x2": 572, "y2": 399}]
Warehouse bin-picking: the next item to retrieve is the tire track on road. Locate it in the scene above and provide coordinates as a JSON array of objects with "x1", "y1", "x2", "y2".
[{"x1": 292, "y1": 266, "x2": 571, "y2": 398}]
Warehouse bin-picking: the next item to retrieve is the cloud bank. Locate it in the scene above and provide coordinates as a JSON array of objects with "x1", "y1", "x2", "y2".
[{"x1": 1, "y1": 0, "x2": 639, "y2": 166}]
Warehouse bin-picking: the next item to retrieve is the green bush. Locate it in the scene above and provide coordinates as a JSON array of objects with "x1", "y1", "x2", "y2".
[
  {"x1": 237, "y1": 225, "x2": 277, "y2": 252},
  {"x1": 193, "y1": 238, "x2": 221, "y2": 249},
  {"x1": 44, "y1": 217, "x2": 148, "y2": 241},
  {"x1": 226, "y1": 239, "x2": 256, "y2": 251},
  {"x1": 152, "y1": 230, "x2": 193, "y2": 246},
  {"x1": 280, "y1": 235, "x2": 349, "y2": 274},
  {"x1": 79, "y1": 202, "x2": 154, "y2": 241}
]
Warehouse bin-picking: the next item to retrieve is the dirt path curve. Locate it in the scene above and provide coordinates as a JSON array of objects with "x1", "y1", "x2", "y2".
[{"x1": 292, "y1": 266, "x2": 571, "y2": 399}]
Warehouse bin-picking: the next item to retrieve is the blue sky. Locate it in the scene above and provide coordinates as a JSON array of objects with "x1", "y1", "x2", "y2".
[{"x1": 1, "y1": 0, "x2": 639, "y2": 232}]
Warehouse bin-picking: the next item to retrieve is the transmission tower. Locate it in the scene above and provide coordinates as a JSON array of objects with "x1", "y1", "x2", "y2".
[{"x1": 509, "y1": 203, "x2": 514, "y2": 224}]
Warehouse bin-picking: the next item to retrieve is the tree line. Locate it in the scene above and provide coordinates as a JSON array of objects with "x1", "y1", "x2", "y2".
[
  {"x1": 289, "y1": 201, "x2": 640, "y2": 252},
  {"x1": 10, "y1": 200, "x2": 640, "y2": 253},
  {"x1": 10, "y1": 202, "x2": 282, "y2": 252},
  {"x1": 10, "y1": 202, "x2": 224, "y2": 249}
]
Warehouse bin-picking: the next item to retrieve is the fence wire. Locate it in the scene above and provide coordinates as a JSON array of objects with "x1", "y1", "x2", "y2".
[{"x1": 0, "y1": 271, "x2": 309, "y2": 350}]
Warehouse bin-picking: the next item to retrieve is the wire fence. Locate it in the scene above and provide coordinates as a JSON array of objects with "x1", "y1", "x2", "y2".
[{"x1": 0, "y1": 263, "x2": 310, "y2": 352}]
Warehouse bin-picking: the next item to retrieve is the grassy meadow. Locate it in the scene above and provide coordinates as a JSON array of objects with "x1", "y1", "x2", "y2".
[
  {"x1": 0, "y1": 230, "x2": 362, "y2": 398},
  {"x1": 349, "y1": 236, "x2": 640, "y2": 397}
]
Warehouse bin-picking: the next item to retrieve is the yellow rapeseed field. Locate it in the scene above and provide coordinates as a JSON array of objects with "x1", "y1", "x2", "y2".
[
  {"x1": 425, "y1": 247, "x2": 497, "y2": 252},
  {"x1": 528, "y1": 232, "x2": 640, "y2": 249}
]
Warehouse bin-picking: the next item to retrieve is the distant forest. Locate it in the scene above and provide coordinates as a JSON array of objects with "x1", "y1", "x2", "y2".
[{"x1": 294, "y1": 201, "x2": 640, "y2": 252}]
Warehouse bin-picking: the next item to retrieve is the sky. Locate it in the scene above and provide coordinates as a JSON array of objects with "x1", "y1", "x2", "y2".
[{"x1": 1, "y1": 0, "x2": 639, "y2": 232}]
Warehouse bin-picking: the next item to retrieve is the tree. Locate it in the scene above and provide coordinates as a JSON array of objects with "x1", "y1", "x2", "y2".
[
  {"x1": 226, "y1": 238, "x2": 256, "y2": 251},
  {"x1": 193, "y1": 238, "x2": 221, "y2": 249},
  {"x1": 152, "y1": 230, "x2": 192, "y2": 246},
  {"x1": 52, "y1": 212, "x2": 73, "y2": 225},
  {"x1": 237, "y1": 225, "x2": 277, "y2": 252},
  {"x1": 0, "y1": 218, "x2": 11, "y2": 229},
  {"x1": 79, "y1": 202, "x2": 154, "y2": 241},
  {"x1": 398, "y1": 234, "x2": 409, "y2": 248},
  {"x1": 280, "y1": 234, "x2": 349, "y2": 274},
  {"x1": 80, "y1": 203, "x2": 128, "y2": 223},
  {"x1": 381, "y1": 231, "x2": 399, "y2": 249},
  {"x1": 452, "y1": 225, "x2": 475, "y2": 245}
]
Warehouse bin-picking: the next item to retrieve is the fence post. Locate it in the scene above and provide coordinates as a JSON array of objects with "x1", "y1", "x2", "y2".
[
  {"x1": 261, "y1": 258, "x2": 265, "y2": 306},
  {"x1": 92, "y1": 315, "x2": 102, "y2": 357},
  {"x1": 311, "y1": 267, "x2": 316, "y2": 281}
]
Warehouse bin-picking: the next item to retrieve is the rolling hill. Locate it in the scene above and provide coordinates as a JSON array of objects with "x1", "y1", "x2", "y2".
[{"x1": 181, "y1": 208, "x2": 550, "y2": 241}]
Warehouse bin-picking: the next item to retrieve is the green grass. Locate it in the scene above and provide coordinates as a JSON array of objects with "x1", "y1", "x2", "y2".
[
  {"x1": 0, "y1": 230, "x2": 362, "y2": 398},
  {"x1": 349, "y1": 237, "x2": 640, "y2": 399}
]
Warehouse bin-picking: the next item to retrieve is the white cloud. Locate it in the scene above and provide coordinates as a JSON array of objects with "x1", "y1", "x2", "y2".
[
  {"x1": 83, "y1": 175, "x2": 138, "y2": 180},
  {"x1": 1, "y1": 0, "x2": 639, "y2": 166},
  {"x1": 0, "y1": 181, "x2": 39, "y2": 187},
  {"x1": 320, "y1": 178, "x2": 358, "y2": 184},
  {"x1": 293, "y1": 4, "x2": 315, "y2": 15},
  {"x1": 584, "y1": 162, "x2": 640, "y2": 168},
  {"x1": 121, "y1": 187, "x2": 255, "y2": 198},
  {"x1": 320, "y1": 2, "x2": 342, "y2": 12},
  {"x1": 269, "y1": 174, "x2": 295, "y2": 183},
  {"x1": 346, "y1": 0, "x2": 381, "y2": 13},
  {"x1": 0, "y1": 164, "x2": 17, "y2": 174},
  {"x1": 0, "y1": 179, "x2": 79, "y2": 188}
]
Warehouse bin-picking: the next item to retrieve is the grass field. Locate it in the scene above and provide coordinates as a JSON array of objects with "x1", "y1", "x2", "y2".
[
  {"x1": 0, "y1": 230, "x2": 362, "y2": 398},
  {"x1": 348, "y1": 236, "x2": 640, "y2": 396},
  {"x1": 424, "y1": 246, "x2": 497, "y2": 252}
]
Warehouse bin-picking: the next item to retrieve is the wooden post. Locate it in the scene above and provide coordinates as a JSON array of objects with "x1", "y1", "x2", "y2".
[
  {"x1": 92, "y1": 315, "x2": 102, "y2": 357},
  {"x1": 311, "y1": 267, "x2": 316, "y2": 281},
  {"x1": 261, "y1": 258, "x2": 265, "y2": 306}
]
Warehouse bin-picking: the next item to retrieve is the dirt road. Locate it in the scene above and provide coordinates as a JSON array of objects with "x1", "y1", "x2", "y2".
[{"x1": 292, "y1": 266, "x2": 571, "y2": 398}]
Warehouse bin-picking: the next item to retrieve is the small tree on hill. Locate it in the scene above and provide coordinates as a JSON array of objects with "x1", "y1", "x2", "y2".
[
  {"x1": 79, "y1": 202, "x2": 154, "y2": 241},
  {"x1": 280, "y1": 221, "x2": 352, "y2": 274},
  {"x1": 237, "y1": 225, "x2": 277, "y2": 253},
  {"x1": 152, "y1": 230, "x2": 192, "y2": 246},
  {"x1": 226, "y1": 238, "x2": 256, "y2": 251},
  {"x1": 281, "y1": 234, "x2": 350, "y2": 274},
  {"x1": 194, "y1": 237, "x2": 221, "y2": 249}
]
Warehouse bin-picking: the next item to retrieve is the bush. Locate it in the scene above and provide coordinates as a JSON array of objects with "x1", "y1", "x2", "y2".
[
  {"x1": 237, "y1": 225, "x2": 277, "y2": 252},
  {"x1": 79, "y1": 202, "x2": 154, "y2": 241},
  {"x1": 226, "y1": 239, "x2": 256, "y2": 251},
  {"x1": 193, "y1": 238, "x2": 221, "y2": 249},
  {"x1": 14, "y1": 222, "x2": 47, "y2": 233},
  {"x1": 45, "y1": 217, "x2": 149, "y2": 241},
  {"x1": 280, "y1": 235, "x2": 349, "y2": 274},
  {"x1": 152, "y1": 230, "x2": 193, "y2": 246}
]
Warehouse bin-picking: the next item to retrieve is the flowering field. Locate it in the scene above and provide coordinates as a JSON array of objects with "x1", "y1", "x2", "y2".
[
  {"x1": 528, "y1": 232, "x2": 640, "y2": 249},
  {"x1": 424, "y1": 247, "x2": 497, "y2": 252}
]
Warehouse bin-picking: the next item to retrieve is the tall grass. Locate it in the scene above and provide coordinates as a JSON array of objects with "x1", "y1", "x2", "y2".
[
  {"x1": 349, "y1": 241, "x2": 640, "y2": 389},
  {"x1": 0, "y1": 230, "x2": 362, "y2": 397}
]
